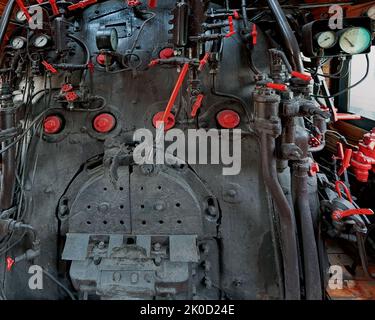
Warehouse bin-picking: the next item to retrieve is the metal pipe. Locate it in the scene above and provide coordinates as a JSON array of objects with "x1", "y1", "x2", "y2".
[
  {"x1": 0, "y1": 84, "x2": 16, "y2": 211},
  {"x1": 266, "y1": 0, "x2": 303, "y2": 72},
  {"x1": 0, "y1": 0, "x2": 16, "y2": 45},
  {"x1": 292, "y1": 160, "x2": 322, "y2": 299},
  {"x1": 254, "y1": 90, "x2": 300, "y2": 299},
  {"x1": 260, "y1": 133, "x2": 301, "y2": 299}
]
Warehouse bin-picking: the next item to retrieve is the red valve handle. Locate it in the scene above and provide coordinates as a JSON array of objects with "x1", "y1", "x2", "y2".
[
  {"x1": 251, "y1": 24, "x2": 257, "y2": 46},
  {"x1": 6, "y1": 257, "x2": 15, "y2": 271},
  {"x1": 198, "y1": 52, "x2": 210, "y2": 71},
  {"x1": 291, "y1": 71, "x2": 312, "y2": 82},
  {"x1": 266, "y1": 83, "x2": 288, "y2": 92},
  {"x1": 61, "y1": 84, "x2": 73, "y2": 92},
  {"x1": 42, "y1": 61, "x2": 58, "y2": 74},
  {"x1": 335, "y1": 180, "x2": 353, "y2": 203},
  {"x1": 228, "y1": 16, "x2": 234, "y2": 33},
  {"x1": 148, "y1": 59, "x2": 159, "y2": 67},
  {"x1": 191, "y1": 94, "x2": 204, "y2": 118},
  {"x1": 87, "y1": 61, "x2": 95, "y2": 74},
  {"x1": 336, "y1": 142, "x2": 345, "y2": 160},
  {"x1": 65, "y1": 91, "x2": 79, "y2": 102},
  {"x1": 225, "y1": 16, "x2": 236, "y2": 38},
  {"x1": 338, "y1": 148, "x2": 353, "y2": 176},
  {"x1": 332, "y1": 208, "x2": 374, "y2": 221}
]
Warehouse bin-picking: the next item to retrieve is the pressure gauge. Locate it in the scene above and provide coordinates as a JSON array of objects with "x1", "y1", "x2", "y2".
[
  {"x1": 33, "y1": 35, "x2": 51, "y2": 48},
  {"x1": 367, "y1": 5, "x2": 375, "y2": 20},
  {"x1": 96, "y1": 28, "x2": 119, "y2": 51},
  {"x1": 339, "y1": 27, "x2": 372, "y2": 54},
  {"x1": 10, "y1": 36, "x2": 26, "y2": 50},
  {"x1": 316, "y1": 31, "x2": 337, "y2": 49},
  {"x1": 15, "y1": 10, "x2": 28, "y2": 23}
]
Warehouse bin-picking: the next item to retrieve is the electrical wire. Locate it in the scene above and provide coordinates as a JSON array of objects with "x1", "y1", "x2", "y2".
[
  {"x1": 42, "y1": 268, "x2": 76, "y2": 300},
  {"x1": 312, "y1": 54, "x2": 370, "y2": 99},
  {"x1": 104, "y1": 11, "x2": 156, "y2": 74}
]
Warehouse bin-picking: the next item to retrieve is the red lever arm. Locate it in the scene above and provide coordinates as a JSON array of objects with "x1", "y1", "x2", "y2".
[
  {"x1": 225, "y1": 16, "x2": 236, "y2": 38},
  {"x1": 191, "y1": 94, "x2": 204, "y2": 118},
  {"x1": 49, "y1": 0, "x2": 60, "y2": 15},
  {"x1": 335, "y1": 180, "x2": 353, "y2": 203},
  {"x1": 332, "y1": 208, "x2": 374, "y2": 221},
  {"x1": 198, "y1": 52, "x2": 210, "y2": 71},
  {"x1": 338, "y1": 148, "x2": 353, "y2": 176},
  {"x1": 42, "y1": 61, "x2": 58, "y2": 74},
  {"x1": 16, "y1": 0, "x2": 32, "y2": 21},
  {"x1": 291, "y1": 71, "x2": 312, "y2": 82},
  {"x1": 68, "y1": 0, "x2": 97, "y2": 11},
  {"x1": 266, "y1": 83, "x2": 288, "y2": 92},
  {"x1": 6, "y1": 257, "x2": 15, "y2": 271},
  {"x1": 161, "y1": 63, "x2": 190, "y2": 125}
]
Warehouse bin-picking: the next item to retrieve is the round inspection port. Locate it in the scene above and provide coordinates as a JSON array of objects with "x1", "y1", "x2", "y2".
[
  {"x1": 93, "y1": 113, "x2": 116, "y2": 133},
  {"x1": 159, "y1": 48, "x2": 175, "y2": 59},
  {"x1": 216, "y1": 110, "x2": 241, "y2": 129},
  {"x1": 43, "y1": 115, "x2": 63, "y2": 134},
  {"x1": 152, "y1": 111, "x2": 175, "y2": 131},
  {"x1": 96, "y1": 53, "x2": 112, "y2": 66}
]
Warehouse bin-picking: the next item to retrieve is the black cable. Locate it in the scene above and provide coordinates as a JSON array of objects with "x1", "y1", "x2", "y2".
[
  {"x1": 312, "y1": 54, "x2": 370, "y2": 99},
  {"x1": 0, "y1": 109, "x2": 49, "y2": 155},
  {"x1": 42, "y1": 268, "x2": 76, "y2": 300}
]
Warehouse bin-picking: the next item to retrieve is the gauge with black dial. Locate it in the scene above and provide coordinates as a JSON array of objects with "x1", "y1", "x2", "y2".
[
  {"x1": 10, "y1": 36, "x2": 26, "y2": 50},
  {"x1": 316, "y1": 31, "x2": 337, "y2": 49},
  {"x1": 96, "y1": 28, "x2": 119, "y2": 51},
  {"x1": 339, "y1": 27, "x2": 372, "y2": 54}
]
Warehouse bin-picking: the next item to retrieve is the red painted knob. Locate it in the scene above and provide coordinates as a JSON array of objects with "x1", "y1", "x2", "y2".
[
  {"x1": 93, "y1": 113, "x2": 116, "y2": 133},
  {"x1": 152, "y1": 111, "x2": 175, "y2": 131},
  {"x1": 217, "y1": 110, "x2": 240, "y2": 129},
  {"x1": 43, "y1": 115, "x2": 62, "y2": 134}
]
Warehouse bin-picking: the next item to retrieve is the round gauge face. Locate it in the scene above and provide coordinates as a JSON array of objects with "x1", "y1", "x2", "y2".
[
  {"x1": 367, "y1": 5, "x2": 375, "y2": 20},
  {"x1": 317, "y1": 31, "x2": 337, "y2": 49},
  {"x1": 11, "y1": 37, "x2": 26, "y2": 50},
  {"x1": 339, "y1": 27, "x2": 372, "y2": 54},
  {"x1": 33, "y1": 35, "x2": 50, "y2": 48},
  {"x1": 110, "y1": 28, "x2": 119, "y2": 51},
  {"x1": 15, "y1": 10, "x2": 28, "y2": 22}
]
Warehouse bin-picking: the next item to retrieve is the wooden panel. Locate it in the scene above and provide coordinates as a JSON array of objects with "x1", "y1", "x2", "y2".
[{"x1": 0, "y1": 0, "x2": 7, "y2": 12}]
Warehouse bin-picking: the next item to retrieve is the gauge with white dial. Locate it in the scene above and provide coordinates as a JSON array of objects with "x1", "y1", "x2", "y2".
[
  {"x1": 15, "y1": 10, "x2": 28, "y2": 22},
  {"x1": 33, "y1": 35, "x2": 51, "y2": 48},
  {"x1": 316, "y1": 31, "x2": 337, "y2": 49},
  {"x1": 10, "y1": 36, "x2": 26, "y2": 50},
  {"x1": 367, "y1": 5, "x2": 375, "y2": 20},
  {"x1": 339, "y1": 27, "x2": 372, "y2": 54}
]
